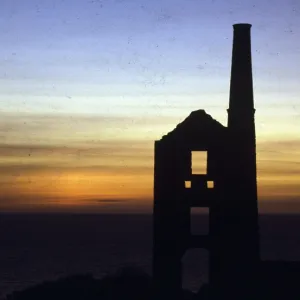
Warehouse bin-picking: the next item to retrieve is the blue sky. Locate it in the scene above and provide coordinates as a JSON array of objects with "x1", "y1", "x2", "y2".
[{"x1": 1, "y1": 0, "x2": 299, "y2": 116}]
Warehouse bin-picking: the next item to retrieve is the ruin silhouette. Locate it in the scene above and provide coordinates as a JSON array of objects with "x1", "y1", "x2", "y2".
[{"x1": 153, "y1": 23, "x2": 260, "y2": 300}]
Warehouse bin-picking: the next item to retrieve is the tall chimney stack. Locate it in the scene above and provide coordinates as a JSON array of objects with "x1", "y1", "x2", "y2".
[
  {"x1": 228, "y1": 23, "x2": 254, "y2": 128},
  {"x1": 225, "y1": 23, "x2": 260, "y2": 299}
]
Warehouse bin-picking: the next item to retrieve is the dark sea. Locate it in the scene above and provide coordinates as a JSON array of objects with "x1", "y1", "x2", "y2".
[{"x1": 1, "y1": 213, "x2": 300, "y2": 299}]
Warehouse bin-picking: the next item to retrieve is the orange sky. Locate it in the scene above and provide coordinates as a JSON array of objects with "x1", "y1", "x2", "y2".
[{"x1": 0, "y1": 110, "x2": 299, "y2": 214}]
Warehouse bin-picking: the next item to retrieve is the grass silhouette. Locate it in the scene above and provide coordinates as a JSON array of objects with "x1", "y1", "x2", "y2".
[{"x1": 5, "y1": 266, "x2": 198, "y2": 300}]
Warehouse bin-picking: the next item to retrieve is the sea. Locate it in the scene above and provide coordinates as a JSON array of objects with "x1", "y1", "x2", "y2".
[{"x1": 1, "y1": 213, "x2": 300, "y2": 299}]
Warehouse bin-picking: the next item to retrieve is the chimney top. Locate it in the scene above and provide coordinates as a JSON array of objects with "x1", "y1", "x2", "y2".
[{"x1": 233, "y1": 23, "x2": 252, "y2": 30}]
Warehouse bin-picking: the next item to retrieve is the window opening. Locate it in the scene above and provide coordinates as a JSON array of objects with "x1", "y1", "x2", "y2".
[{"x1": 191, "y1": 151, "x2": 207, "y2": 174}]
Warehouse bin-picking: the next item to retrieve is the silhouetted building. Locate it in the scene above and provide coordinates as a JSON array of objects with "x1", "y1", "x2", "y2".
[{"x1": 152, "y1": 24, "x2": 260, "y2": 300}]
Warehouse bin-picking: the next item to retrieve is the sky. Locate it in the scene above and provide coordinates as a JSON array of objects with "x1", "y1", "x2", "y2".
[{"x1": 0, "y1": 0, "x2": 299, "y2": 213}]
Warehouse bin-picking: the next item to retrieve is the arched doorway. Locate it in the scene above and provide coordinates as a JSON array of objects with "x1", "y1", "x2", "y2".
[{"x1": 182, "y1": 248, "x2": 209, "y2": 293}]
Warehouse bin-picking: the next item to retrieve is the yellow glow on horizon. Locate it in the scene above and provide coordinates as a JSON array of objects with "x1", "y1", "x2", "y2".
[{"x1": 0, "y1": 111, "x2": 299, "y2": 212}]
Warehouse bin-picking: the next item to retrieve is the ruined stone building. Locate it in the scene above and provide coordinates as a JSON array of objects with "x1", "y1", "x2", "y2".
[{"x1": 153, "y1": 24, "x2": 260, "y2": 299}]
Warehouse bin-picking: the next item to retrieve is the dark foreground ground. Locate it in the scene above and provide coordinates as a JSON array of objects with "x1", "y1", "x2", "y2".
[
  {"x1": 5, "y1": 261, "x2": 300, "y2": 300},
  {"x1": 5, "y1": 267, "x2": 196, "y2": 300}
]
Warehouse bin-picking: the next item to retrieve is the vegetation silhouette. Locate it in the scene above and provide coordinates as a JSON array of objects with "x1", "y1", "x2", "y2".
[
  {"x1": 5, "y1": 266, "x2": 196, "y2": 300},
  {"x1": 6, "y1": 267, "x2": 152, "y2": 300}
]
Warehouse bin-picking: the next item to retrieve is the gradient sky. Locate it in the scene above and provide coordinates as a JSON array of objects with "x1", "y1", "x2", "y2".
[{"x1": 0, "y1": 0, "x2": 299, "y2": 213}]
